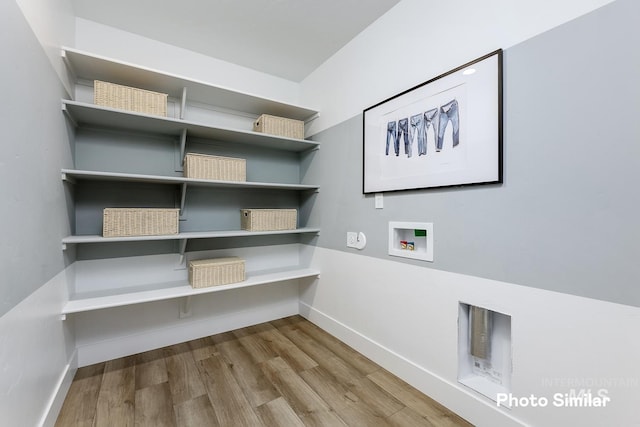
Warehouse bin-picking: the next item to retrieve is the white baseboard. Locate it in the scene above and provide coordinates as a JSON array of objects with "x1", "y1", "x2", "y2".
[
  {"x1": 299, "y1": 301, "x2": 526, "y2": 427},
  {"x1": 40, "y1": 350, "x2": 77, "y2": 427}
]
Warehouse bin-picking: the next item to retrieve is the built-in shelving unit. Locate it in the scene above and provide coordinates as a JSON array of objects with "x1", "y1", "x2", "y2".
[{"x1": 61, "y1": 47, "x2": 321, "y2": 316}]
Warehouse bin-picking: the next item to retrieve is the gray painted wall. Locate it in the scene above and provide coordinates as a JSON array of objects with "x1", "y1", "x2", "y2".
[
  {"x1": 303, "y1": 0, "x2": 640, "y2": 307},
  {"x1": 0, "y1": 0, "x2": 74, "y2": 316}
]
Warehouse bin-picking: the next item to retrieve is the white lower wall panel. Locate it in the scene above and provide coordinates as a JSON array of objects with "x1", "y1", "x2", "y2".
[
  {"x1": 0, "y1": 268, "x2": 76, "y2": 427},
  {"x1": 299, "y1": 247, "x2": 640, "y2": 427},
  {"x1": 74, "y1": 279, "x2": 303, "y2": 366}
]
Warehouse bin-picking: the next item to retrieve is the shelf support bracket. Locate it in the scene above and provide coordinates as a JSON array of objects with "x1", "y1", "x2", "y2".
[
  {"x1": 304, "y1": 112, "x2": 320, "y2": 124},
  {"x1": 179, "y1": 183, "x2": 188, "y2": 216},
  {"x1": 179, "y1": 238, "x2": 188, "y2": 255},
  {"x1": 61, "y1": 172, "x2": 76, "y2": 184},
  {"x1": 179, "y1": 129, "x2": 187, "y2": 165},
  {"x1": 177, "y1": 238, "x2": 188, "y2": 266},
  {"x1": 60, "y1": 50, "x2": 78, "y2": 95},
  {"x1": 179, "y1": 296, "x2": 193, "y2": 318},
  {"x1": 180, "y1": 87, "x2": 188, "y2": 120},
  {"x1": 61, "y1": 103, "x2": 78, "y2": 127}
]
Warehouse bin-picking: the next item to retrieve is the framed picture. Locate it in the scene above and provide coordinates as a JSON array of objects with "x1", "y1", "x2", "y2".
[{"x1": 363, "y1": 50, "x2": 503, "y2": 194}]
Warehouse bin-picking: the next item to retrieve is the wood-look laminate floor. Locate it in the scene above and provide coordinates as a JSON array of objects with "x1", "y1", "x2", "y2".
[{"x1": 56, "y1": 315, "x2": 473, "y2": 427}]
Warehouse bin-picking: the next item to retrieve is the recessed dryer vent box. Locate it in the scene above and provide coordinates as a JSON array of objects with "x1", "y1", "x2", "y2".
[
  {"x1": 388, "y1": 221, "x2": 433, "y2": 261},
  {"x1": 458, "y1": 303, "x2": 512, "y2": 405}
]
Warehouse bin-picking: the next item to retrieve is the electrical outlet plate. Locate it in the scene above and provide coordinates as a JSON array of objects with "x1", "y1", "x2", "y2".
[
  {"x1": 347, "y1": 232, "x2": 357, "y2": 248},
  {"x1": 347, "y1": 232, "x2": 366, "y2": 249}
]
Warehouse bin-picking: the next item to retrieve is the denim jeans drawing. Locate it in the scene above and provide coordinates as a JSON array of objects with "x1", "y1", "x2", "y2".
[
  {"x1": 398, "y1": 118, "x2": 410, "y2": 157},
  {"x1": 410, "y1": 114, "x2": 425, "y2": 156},
  {"x1": 423, "y1": 108, "x2": 439, "y2": 155},
  {"x1": 386, "y1": 120, "x2": 397, "y2": 155},
  {"x1": 437, "y1": 99, "x2": 459, "y2": 151}
]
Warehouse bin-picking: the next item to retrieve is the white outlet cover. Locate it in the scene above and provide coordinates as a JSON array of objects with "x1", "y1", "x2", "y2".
[
  {"x1": 347, "y1": 232, "x2": 366, "y2": 249},
  {"x1": 347, "y1": 232, "x2": 357, "y2": 247}
]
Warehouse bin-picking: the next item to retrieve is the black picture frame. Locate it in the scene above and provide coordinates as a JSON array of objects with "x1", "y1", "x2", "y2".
[{"x1": 363, "y1": 49, "x2": 503, "y2": 194}]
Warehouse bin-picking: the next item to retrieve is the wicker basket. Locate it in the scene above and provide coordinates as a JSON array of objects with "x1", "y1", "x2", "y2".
[
  {"x1": 94, "y1": 80, "x2": 167, "y2": 117},
  {"x1": 183, "y1": 153, "x2": 246, "y2": 181},
  {"x1": 253, "y1": 114, "x2": 304, "y2": 139},
  {"x1": 188, "y1": 257, "x2": 245, "y2": 288},
  {"x1": 240, "y1": 209, "x2": 297, "y2": 231},
  {"x1": 103, "y1": 208, "x2": 179, "y2": 237}
]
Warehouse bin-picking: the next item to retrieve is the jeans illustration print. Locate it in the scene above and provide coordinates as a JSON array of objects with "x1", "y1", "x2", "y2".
[
  {"x1": 410, "y1": 114, "x2": 426, "y2": 156},
  {"x1": 423, "y1": 108, "x2": 438, "y2": 155},
  {"x1": 437, "y1": 99, "x2": 459, "y2": 151},
  {"x1": 398, "y1": 118, "x2": 410, "y2": 157},
  {"x1": 386, "y1": 120, "x2": 397, "y2": 155}
]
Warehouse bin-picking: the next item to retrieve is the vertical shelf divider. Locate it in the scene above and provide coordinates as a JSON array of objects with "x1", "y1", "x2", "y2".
[{"x1": 179, "y1": 295, "x2": 193, "y2": 318}]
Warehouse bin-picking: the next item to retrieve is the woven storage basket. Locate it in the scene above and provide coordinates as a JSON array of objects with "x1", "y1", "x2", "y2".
[
  {"x1": 253, "y1": 114, "x2": 304, "y2": 139},
  {"x1": 183, "y1": 153, "x2": 246, "y2": 181},
  {"x1": 103, "y1": 208, "x2": 179, "y2": 237},
  {"x1": 94, "y1": 80, "x2": 167, "y2": 117},
  {"x1": 241, "y1": 209, "x2": 297, "y2": 231},
  {"x1": 188, "y1": 257, "x2": 245, "y2": 288}
]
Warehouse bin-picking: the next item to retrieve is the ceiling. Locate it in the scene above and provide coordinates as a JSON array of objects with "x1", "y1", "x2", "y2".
[{"x1": 70, "y1": 0, "x2": 402, "y2": 82}]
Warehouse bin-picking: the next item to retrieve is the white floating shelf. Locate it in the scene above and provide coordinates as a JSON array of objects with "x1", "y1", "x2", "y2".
[
  {"x1": 62, "y1": 100, "x2": 319, "y2": 152},
  {"x1": 62, "y1": 47, "x2": 319, "y2": 121},
  {"x1": 63, "y1": 266, "x2": 320, "y2": 314},
  {"x1": 61, "y1": 169, "x2": 319, "y2": 191},
  {"x1": 62, "y1": 228, "x2": 321, "y2": 245}
]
